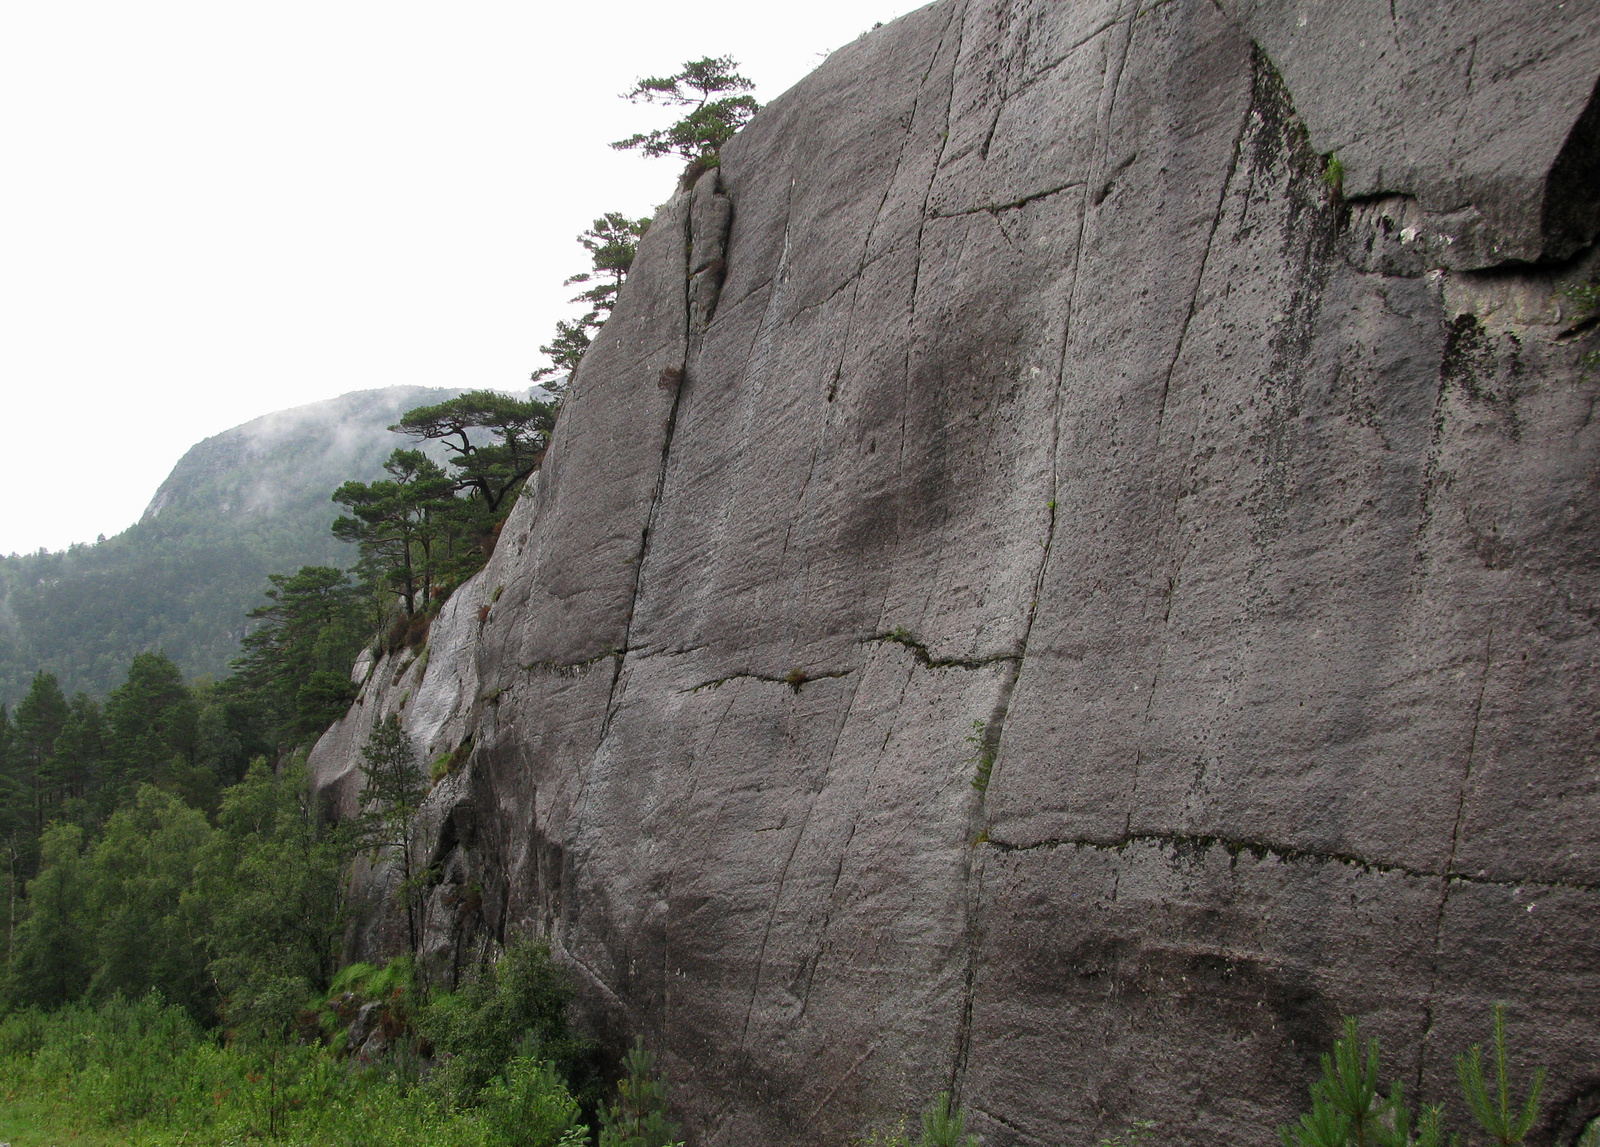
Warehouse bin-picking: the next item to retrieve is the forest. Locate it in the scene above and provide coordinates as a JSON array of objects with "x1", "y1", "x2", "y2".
[{"x1": 0, "y1": 60, "x2": 754, "y2": 1146}]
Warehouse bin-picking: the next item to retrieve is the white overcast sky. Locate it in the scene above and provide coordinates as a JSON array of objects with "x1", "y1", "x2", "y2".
[{"x1": 0, "y1": 1, "x2": 913, "y2": 555}]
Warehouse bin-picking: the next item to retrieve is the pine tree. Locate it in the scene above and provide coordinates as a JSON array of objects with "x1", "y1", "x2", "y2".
[
  {"x1": 598, "y1": 1038, "x2": 682, "y2": 1147},
  {"x1": 531, "y1": 215, "x2": 651, "y2": 391},
  {"x1": 611, "y1": 56, "x2": 760, "y2": 165},
  {"x1": 358, "y1": 715, "x2": 427, "y2": 959},
  {"x1": 1457, "y1": 1005, "x2": 1545, "y2": 1147},
  {"x1": 13, "y1": 671, "x2": 70, "y2": 834},
  {"x1": 332, "y1": 448, "x2": 457, "y2": 615},
  {"x1": 391, "y1": 390, "x2": 557, "y2": 513}
]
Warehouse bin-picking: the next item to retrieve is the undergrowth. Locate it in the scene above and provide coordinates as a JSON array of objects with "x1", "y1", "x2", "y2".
[{"x1": 0, "y1": 941, "x2": 674, "y2": 1147}]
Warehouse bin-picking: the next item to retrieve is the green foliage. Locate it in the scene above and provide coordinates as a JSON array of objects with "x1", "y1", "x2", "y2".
[
  {"x1": 419, "y1": 939, "x2": 590, "y2": 1109},
  {"x1": 3, "y1": 758, "x2": 354, "y2": 1030},
  {"x1": 598, "y1": 1037, "x2": 681, "y2": 1147},
  {"x1": 197, "y1": 761, "x2": 356, "y2": 1038},
  {"x1": 101, "y1": 651, "x2": 202, "y2": 805},
  {"x1": 474, "y1": 1055, "x2": 587, "y2": 1147},
  {"x1": 531, "y1": 215, "x2": 652, "y2": 392},
  {"x1": 1097, "y1": 1121, "x2": 1158, "y2": 1147},
  {"x1": 0, "y1": 994, "x2": 519, "y2": 1144},
  {"x1": 333, "y1": 448, "x2": 460, "y2": 617},
  {"x1": 5, "y1": 824, "x2": 92, "y2": 1011},
  {"x1": 430, "y1": 737, "x2": 474, "y2": 785},
  {"x1": 1282, "y1": 1011, "x2": 1547, "y2": 1147},
  {"x1": 358, "y1": 714, "x2": 427, "y2": 959},
  {"x1": 1562, "y1": 279, "x2": 1600, "y2": 317},
  {"x1": 392, "y1": 390, "x2": 558, "y2": 514},
  {"x1": 535, "y1": 316, "x2": 597, "y2": 391},
  {"x1": 83, "y1": 786, "x2": 215, "y2": 1016},
  {"x1": 230, "y1": 564, "x2": 369, "y2": 754},
  {"x1": 965, "y1": 718, "x2": 995, "y2": 793},
  {"x1": 1561, "y1": 279, "x2": 1600, "y2": 368},
  {"x1": 611, "y1": 56, "x2": 760, "y2": 165},
  {"x1": 1456, "y1": 1004, "x2": 1545, "y2": 1147},
  {"x1": 566, "y1": 214, "x2": 652, "y2": 313},
  {"x1": 857, "y1": 1094, "x2": 982, "y2": 1147},
  {"x1": 919, "y1": 1093, "x2": 980, "y2": 1147},
  {"x1": 341, "y1": 392, "x2": 556, "y2": 612},
  {"x1": 1324, "y1": 154, "x2": 1345, "y2": 194}
]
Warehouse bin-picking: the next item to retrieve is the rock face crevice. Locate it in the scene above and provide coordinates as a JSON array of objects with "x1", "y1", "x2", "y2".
[{"x1": 310, "y1": 2, "x2": 1600, "y2": 1144}]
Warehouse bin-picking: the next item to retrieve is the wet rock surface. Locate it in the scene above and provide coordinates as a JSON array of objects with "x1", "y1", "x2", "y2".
[{"x1": 309, "y1": 2, "x2": 1600, "y2": 1143}]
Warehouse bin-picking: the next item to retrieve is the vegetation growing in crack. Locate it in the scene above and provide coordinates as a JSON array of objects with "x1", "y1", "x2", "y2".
[
  {"x1": 965, "y1": 717, "x2": 996, "y2": 794},
  {"x1": 1561, "y1": 277, "x2": 1600, "y2": 368},
  {"x1": 1322, "y1": 153, "x2": 1345, "y2": 197},
  {"x1": 875, "y1": 628, "x2": 1018, "y2": 671}
]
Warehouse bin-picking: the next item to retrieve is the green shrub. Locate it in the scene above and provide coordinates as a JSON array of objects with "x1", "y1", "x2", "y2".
[
  {"x1": 856, "y1": 1093, "x2": 981, "y2": 1147},
  {"x1": 475, "y1": 1055, "x2": 587, "y2": 1147},
  {"x1": 420, "y1": 939, "x2": 590, "y2": 1108}
]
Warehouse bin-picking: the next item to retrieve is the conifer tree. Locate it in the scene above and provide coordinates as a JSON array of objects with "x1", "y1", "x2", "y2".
[
  {"x1": 358, "y1": 714, "x2": 427, "y2": 959},
  {"x1": 1457, "y1": 1005, "x2": 1545, "y2": 1147},
  {"x1": 13, "y1": 672, "x2": 69, "y2": 833},
  {"x1": 332, "y1": 448, "x2": 456, "y2": 615},
  {"x1": 611, "y1": 56, "x2": 760, "y2": 165},
  {"x1": 102, "y1": 652, "x2": 199, "y2": 805},
  {"x1": 598, "y1": 1038, "x2": 681, "y2": 1147},
  {"x1": 531, "y1": 214, "x2": 651, "y2": 391},
  {"x1": 391, "y1": 390, "x2": 557, "y2": 513}
]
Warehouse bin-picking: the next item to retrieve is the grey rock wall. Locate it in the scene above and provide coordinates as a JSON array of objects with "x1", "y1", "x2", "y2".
[{"x1": 308, "y1": 1, "x2": 1600, "y2": 1143}]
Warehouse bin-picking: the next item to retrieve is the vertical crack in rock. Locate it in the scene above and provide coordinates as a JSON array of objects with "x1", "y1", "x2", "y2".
[
  {"x1": 734, "y1": 669, "x2": 868, "y2": 1100},
  {"x1": 1414, "y1": 619, "x2": 1495, "y2": 1094},
  {"x1": 598, "y1": 170, "x2": 732, "y2": 746},
  {"x1": 949, "y1": 839, "x2": 988, "y2": 1105},
  {"x1": 1118, "y1": 43, "x2": 1256, "y2": 836},
  {"x1": 877, "y1": 0, "x2": 972, "y2": 641},
  {"x1": 824, "y1": 9, "x2": 955, "y2": 405},
  {"x1": 903, "y1": 7, "x2": 984, "y2": 1100}
]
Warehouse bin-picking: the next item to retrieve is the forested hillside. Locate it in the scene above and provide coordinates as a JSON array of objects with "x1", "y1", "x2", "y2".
[{"x1": 0, "y1": 386, "x2": 474, "y2": 705}]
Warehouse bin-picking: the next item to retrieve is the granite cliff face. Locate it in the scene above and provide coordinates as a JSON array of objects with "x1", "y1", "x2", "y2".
[{"x1": 308, "y1": 2, "x2": 1600, "y2": 1143}]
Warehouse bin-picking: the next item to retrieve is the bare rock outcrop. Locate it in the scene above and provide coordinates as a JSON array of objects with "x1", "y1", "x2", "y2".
[{"x1": 309, "y1": 2, "x2": 1600, "y2": 1144}]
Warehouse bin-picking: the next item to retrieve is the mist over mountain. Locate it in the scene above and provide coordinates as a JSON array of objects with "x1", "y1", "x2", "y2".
[{"x1": 0, "y1": 385, "x2": 486, "y2": 705}]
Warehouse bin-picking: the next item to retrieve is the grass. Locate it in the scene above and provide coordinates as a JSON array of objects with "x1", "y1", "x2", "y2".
[{"x1": 0, "y1": 994, "x2": 587, "y2": 1147}]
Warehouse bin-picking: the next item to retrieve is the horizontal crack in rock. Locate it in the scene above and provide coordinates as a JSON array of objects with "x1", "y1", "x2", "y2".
[
  {"x1": 520, "y1": 650, "x2": 623, "y2": 677},
  {"x1": 684, "y1": 668, "x2": 855, "y2": 694},
  {"x1": 930, "y1": 180, "x2": 1087, "y2": 219},
  {"x1": 984, "y1": 830, "x2": 1600, "y2": 893},
  {"x1": 864, "y1": 630, "x2": 1021, "y2": 671}
]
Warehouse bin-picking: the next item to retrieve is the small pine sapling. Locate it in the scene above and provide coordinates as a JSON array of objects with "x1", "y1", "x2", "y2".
[
  {"x1": 918, "y1": 1093, "x2": 980, "y2": 1147},
  {"x1": 599, "y1": 1037, "x2": 683, "y2": 1147},
  {"x1": 1456, "y1": 1005, "x2": 1545, "y2": 1147},
  {"x1": 1282, "y1": 1018, "x2": 1412, "y2": 1147},
  {"x1": 1097, "y1": 1121, "x2": 1158, "y2": 1147}
]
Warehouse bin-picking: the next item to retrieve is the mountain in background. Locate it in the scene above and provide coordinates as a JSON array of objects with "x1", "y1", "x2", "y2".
[{"x1": 0, "y1": 385, "x2": 482, "y2": 706}]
